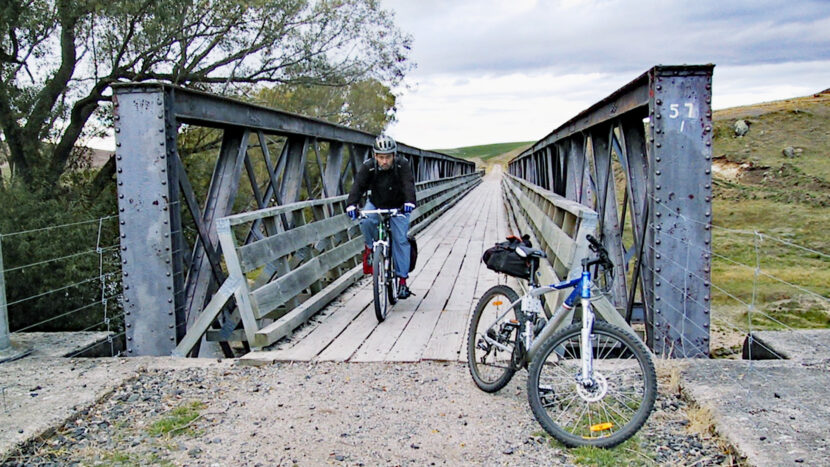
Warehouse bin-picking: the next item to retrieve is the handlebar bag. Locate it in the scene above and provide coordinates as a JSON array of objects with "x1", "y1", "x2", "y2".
[{"x1": 481, "y1": 234, "x2": 536, "y2": 279}]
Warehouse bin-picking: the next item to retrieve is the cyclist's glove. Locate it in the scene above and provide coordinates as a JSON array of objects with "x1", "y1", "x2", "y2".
[
  {"x1": 403, "y1": 202, "x2": 415, "y2": 214},
  {"x1": 347, "y1": 205, "x2": 359, "y2": 220}
]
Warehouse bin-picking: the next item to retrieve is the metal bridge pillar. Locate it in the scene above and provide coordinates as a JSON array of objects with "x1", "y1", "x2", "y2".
[
  {"x1": 113, "y1": 86, "x2": 179, "y2": 356},
  {"x1": 648, "y1": 67, "x2": 713, "y2": 357}
]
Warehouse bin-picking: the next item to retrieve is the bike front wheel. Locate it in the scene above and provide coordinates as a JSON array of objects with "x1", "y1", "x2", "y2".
[
  {"x1": 526, "y1": 321, "x2": 657, "y2": 448},
  {"x1": 373, "y1": 248, "x2": 390, "y2": 322},
  {"x1": 467, "y1": 285, "x2": 522, "y2": 393}
]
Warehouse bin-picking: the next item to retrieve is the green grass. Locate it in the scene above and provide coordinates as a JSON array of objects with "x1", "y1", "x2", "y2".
[
  {"x1": 434, "y1": 141, "x2": 534, "y2": 161},
  {"x1": 707, "y1": 92, "x2": 830, "y2": 340},
  {"x1": 148, "y1": 401, "x2": 206, "y2": 437},
  {"x1": 530, "y1": 431, "x2": 654, "y2": 466}
]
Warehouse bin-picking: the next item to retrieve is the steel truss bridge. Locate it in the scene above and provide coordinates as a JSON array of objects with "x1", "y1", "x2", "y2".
[{"x1": 113, "y1": 64, "x2": 713, "y2": 359}]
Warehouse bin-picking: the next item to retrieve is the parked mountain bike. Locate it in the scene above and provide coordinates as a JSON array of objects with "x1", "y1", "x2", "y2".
[
  {"x1": 467, "y1": 235, "x2": 656, "y2": 448},
  {"x1": 359, "y1": 208, "x2": 403, "y2": 322}
]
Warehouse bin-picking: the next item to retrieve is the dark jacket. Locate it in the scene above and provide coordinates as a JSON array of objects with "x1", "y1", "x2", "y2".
[{"x1": 346, "y1": 157, "x2": 416, "y2": 209}]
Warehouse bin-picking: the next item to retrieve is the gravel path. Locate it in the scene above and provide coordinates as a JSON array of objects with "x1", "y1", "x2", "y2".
[{"x1": 3, "y1": 361, "x2": 733, "y2": 466}]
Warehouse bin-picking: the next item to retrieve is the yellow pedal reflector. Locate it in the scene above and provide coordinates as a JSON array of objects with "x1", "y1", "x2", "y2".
[
  {"x1": 590, "y1": 422, "x2": 614, "y2": 432},
  {"x1": 492, "y1": 300, "x2": 503, "y2": 306},
  {"x1": 510, "y1": 319, "x2": 518, "y2": 324}
]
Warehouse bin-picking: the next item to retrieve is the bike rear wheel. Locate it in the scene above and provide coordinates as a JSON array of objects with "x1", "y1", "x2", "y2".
[
  {"x1": 526, "y1": 321, "x2": 657, "y2": 448},
  {"x1": 467, "y1": 285, "x2": 522, "y2": 392},
  {"x1": 373, "y1": 248, "x2": 390, "y2": 322}
]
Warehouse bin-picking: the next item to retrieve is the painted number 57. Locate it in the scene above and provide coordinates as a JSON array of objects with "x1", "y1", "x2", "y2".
[{"x1": 669, "y1": 103, "x2": 696, "y2": 119}]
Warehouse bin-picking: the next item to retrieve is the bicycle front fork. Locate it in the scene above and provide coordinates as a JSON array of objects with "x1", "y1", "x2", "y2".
[{"x1": 579, "y1": 297, "x2": 595, "y2": 387}]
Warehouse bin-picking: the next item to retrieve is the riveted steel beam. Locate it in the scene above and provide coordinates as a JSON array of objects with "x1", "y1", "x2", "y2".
[{"x1": 113, "y1": 88, "x2": 178, "y2": 356}]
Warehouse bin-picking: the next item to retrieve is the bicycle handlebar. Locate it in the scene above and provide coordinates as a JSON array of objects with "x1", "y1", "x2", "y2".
[
  {"x1": 358, "y1": 208, "x2": 403, "y2": 218},
  {"x1": 583, "y1": 234, "x2": 614, "y2": 271}
]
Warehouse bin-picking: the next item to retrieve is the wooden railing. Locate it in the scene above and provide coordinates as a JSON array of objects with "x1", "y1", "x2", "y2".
[
  {"x1": 502, "y1": 173, "x2": 632, "y2": 333},
  {"x1": 173, "y1": 171, "x2": 482, "y2": 355}
]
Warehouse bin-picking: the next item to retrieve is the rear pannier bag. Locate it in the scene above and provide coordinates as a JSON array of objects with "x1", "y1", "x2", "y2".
[
  {"x1": 408, "y1": 234, "x2": 418, "y2": 272},
  {"x1": 482, "y1": 234, "x2": 536, "y2": 279}
]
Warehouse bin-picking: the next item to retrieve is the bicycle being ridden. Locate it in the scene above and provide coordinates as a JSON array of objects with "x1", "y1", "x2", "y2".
[
  {"x1": 358, "y1": 207, "x2": 409, "y2": 321},
  {"x1": 468, "y1": 234, "x2": 656, "y2": 448},
  {"x1": 346, "y1": 134, "x2": 417, "y2": 319}
]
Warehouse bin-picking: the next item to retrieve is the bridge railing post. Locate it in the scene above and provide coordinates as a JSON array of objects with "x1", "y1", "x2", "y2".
[{"x1": 0, "y1": 234, "x2": 10, "y2": 351}]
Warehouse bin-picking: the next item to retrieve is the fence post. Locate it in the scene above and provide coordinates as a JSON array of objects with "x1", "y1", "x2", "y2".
[{"x1": 0, "y1": 234, "x2": 9, "y2": 351}]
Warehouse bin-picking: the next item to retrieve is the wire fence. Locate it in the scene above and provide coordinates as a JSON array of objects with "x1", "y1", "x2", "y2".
[
  {"x1": 641, "y1": 195, "x2": 830, "y2": 361},
  {"x1": 1, "y1": 214, "x2": 124, "y2": 358}
]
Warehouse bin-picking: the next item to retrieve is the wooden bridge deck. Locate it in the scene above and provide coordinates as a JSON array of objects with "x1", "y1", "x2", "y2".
[{"x1": 241, "y1": 169, "x2": 518, "y2": 365}]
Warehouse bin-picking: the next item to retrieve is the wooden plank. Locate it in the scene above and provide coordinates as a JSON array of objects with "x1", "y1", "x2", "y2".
[
  {"x1": 238, "y1": 214, "x2": 352, "y2": 272},
  {"x1": 387, "y1": 235, "x2": 469, "y2": 361},
  {"x1": 349, "y1": 188, "x2": 479, "y2": 362},
  {"x1": 172, "y1": 276, "x2": 240, "y2": 357},
  {"x1": 251, "y1": 237, "x2": 363, "y2": 318},
  {"x1": 216, "y1": 218, "x2": 261, "y2": 345},
  {"x1": 422, "y1": 310, "x2": 473, "y2": 361},
  {"x1": 247, "y1": 287, "x2": 374, "y2": 362},
  {"x1": 252, "y1": 265, "x2": 364, "y2": 347}
]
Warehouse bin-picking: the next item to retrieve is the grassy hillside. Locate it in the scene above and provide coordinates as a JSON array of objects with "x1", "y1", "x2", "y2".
[
  {"x1": 709, "y1": 89, "x2": 830, "y2": 349},
  {"x1": 435, "y1": 141, "x2": 533, "y2": 161}
]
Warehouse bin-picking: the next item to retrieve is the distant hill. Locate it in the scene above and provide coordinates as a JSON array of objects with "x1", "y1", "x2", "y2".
[
  {"x1": 711, "y1": 88, "x2": 830, "y2": 206},
  {"x1": 434, "y1": 141, "x2": 533, "y2": 161}
]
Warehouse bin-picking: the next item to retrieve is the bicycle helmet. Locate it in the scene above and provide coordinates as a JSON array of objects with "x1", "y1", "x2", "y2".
[{"x1": 373, "y1": 134, "x2": 397, "y2": 154}]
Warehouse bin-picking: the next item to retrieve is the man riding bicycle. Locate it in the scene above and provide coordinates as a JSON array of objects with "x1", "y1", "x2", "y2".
[{"x1": 346, "y1": 134, "x2": 416, "y2": 299}]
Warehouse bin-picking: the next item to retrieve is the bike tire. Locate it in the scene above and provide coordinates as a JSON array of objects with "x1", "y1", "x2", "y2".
[
  {"x1": 373, "y1": 248, "x2": 389, "y2": 322},
  {"x1": 386, "y1": 253, "x2": 398, "y2": 306},
  {"x1": 467, "y1": 285, "x2": 523, "y2": 393},
  {"x1": 526, "y1": 321, "x2": 657, "y2": 448}
]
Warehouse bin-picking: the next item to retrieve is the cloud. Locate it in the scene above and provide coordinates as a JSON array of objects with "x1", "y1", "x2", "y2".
[
  {"x1": 386, "y1": 0, "x2": 830, "y2": 75},
  {"x1": 381, "y1": 0, "x2": 830, "y2": 148}
]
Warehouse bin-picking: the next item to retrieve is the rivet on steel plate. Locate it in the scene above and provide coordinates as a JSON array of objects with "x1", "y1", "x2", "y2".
[
  {"x1": 656, "y1": 170, "x2": 661, "y2": 176},
  {"x1": 656, "y1": 157, "x2": 661, "y2": 162},
  {"x1": 656, "y1": 143, "x2": 662, "y2": 148},
  {"x1": 656, "y1": 281, "x2": 661, "y2": 286},
  {"x1": 656, "y1": 85, "x2": 662, "y2": 90},
  {"x1": 704, "y1": 295, "x2": 710, "y2": 301},
  {"x1": 655, "y1": 296, "x2": 661, "y2": 301},
  {"x1": 656, "y1": 99, "x2": 662, "y2": 105}
]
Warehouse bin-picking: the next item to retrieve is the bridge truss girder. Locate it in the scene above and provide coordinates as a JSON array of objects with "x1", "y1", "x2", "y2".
[
  {"x1": 113, "y1": 84, "x2": 475, "y2": 356},
  {"x1": 508, "y1": 65, "x2": 714, "y2": 358}
]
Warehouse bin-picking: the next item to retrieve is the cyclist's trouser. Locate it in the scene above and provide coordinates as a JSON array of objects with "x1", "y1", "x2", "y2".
[{"x1": 359, "y1": 200, "x2": 411, "y2": 278}]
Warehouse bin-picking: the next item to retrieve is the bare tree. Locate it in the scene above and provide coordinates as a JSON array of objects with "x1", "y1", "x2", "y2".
[{"x1": 0, "y1": 0, "x2": 412, "y2": 192}]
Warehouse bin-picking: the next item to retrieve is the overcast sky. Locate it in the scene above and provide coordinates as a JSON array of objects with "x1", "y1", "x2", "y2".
[{"x1": 380, "y1": 0, "x2": 830, "y2": 149}]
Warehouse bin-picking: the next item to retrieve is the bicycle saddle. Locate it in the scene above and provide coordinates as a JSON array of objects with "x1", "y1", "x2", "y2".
[{"x1": 515, "y1": 245, "x2": 547, "y2": 259}]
